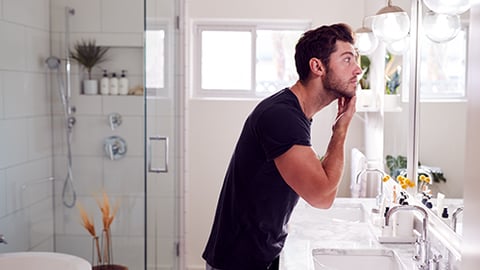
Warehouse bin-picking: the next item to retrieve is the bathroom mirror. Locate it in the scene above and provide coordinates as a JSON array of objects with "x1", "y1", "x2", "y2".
[
  {"x1": 379, "y1": 0, "x2": 468, "y2": 237},
  {"x1": 403, "y1": 0, "x2": 468, "y2": 236},
  {"x1": 417, "y1": 13, "x2": 468, "y2": 200}
]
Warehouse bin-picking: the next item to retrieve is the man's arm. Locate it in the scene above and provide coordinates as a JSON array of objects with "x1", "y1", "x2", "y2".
[{"x1": 274, "y1": 96, "x2": 356, "y2": 209}]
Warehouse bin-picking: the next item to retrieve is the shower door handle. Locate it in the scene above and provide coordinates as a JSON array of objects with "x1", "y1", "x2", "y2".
[{"x1": 148, "y1": 136, "x2": 169, "y2": 173}]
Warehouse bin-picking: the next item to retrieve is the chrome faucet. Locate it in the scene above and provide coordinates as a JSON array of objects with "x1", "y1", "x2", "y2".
[
  {"x1": 385, "y1": 205, "x2": 430, "y2": 269},
  {"x1": 0, "y1": 234, "x2": 7, "y2": 244},
  {"x1": 355, "y1": 168, "x2": 388, "y2": 208},
  {"x1": 452, "y1": 206, "x2": 464, "y2": 233}
]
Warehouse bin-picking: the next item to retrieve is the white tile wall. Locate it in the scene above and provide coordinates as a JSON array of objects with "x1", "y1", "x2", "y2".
[
  {"x1": 5, "y1": 158, "x2": 52, "y2": 213},
  {"x1": 70, "y1": 156, "x2": 104, "y2": 195},
  {"x1": 25, "y1": 27, "x2": 50, "y2": 72},
  {"x1": 3, "y1": 0, "x2": 49, "y2": 30},
  {"x1": 0, "y1": 21, "x2": 27, "y2": 71},
  {"x1": 0, "y1": 0, "x2": 54, "y2": 253},
  {"x1": 101, "y1": 0, "x2": 143, "y2": 33},
  {"x1": 0, "y1": 72, "x2": 4, "y2": 119},
  {"x1": 0, "y1": 119, "x2": 28, "y2": 168},
  {"x1": 0, "y1": 170, "x2": 6, "y2": 218},
  {"x1": 104, "y1": 156, "x2": 144, "y2": 195},
  {"x1": 27, "y1": 116, "x2": 53, "y2": 160},
  {"x1": 50, "y1": 0, "x2": 101, "y2": 33},
  {"x1": 27, "y1": 198, "x2": 54, "y2": 248}
]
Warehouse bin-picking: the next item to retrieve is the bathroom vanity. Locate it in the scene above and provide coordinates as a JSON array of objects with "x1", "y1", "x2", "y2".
[{"x1": 280, "y1": 197, "x2": 462, "y2": 270}]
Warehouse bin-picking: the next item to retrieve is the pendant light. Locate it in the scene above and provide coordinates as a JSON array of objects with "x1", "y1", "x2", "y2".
[
  {"x1": 372, "y1": 0, "x2": 410, "y2": 43},
  {"x1": 355, "y1": 18, "x2": 378, "y2": 55},
  {"x1": 423, "y1": 0, "x2": 471, "y2": 15},
  {"x1": 423, "y1": 11, "x2": 461, "y2": 43}
]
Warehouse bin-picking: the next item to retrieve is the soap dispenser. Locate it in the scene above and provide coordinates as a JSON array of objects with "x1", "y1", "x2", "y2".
[
  {"x1": 441, "y1": 207, "x2": 450, "y2": 226},
  {"x1": 100, "y1": 69, "x2": 109, "y2": 95},
  {"x1": 119, "y1": 70, "x2": 129, "y2": 95},
  {"x1": 109, "y1": 72, "x2": 119, "y2": 95}
]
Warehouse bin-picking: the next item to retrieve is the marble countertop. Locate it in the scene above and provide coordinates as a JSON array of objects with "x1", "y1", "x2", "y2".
[{"x1": 280, "y1": 198, "x2": 418, "y2": 270}]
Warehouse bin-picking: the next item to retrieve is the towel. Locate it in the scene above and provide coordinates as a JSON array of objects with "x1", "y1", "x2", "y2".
[{"x1": 350, "y1": 148, "x2": 368, "y2": 198}]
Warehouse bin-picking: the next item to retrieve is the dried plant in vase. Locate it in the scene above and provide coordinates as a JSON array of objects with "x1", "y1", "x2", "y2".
[
  {"x1": 78, "y1": 191, "x2": 124, "y2": 270},
  {"x1": 78, "y1": 202, "x2": 102, "y2": 265},
  {"x1": 97, "y1": 191, "x2": 119, "y2": 265}
]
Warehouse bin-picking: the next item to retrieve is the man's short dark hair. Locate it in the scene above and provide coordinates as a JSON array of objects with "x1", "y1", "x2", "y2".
[{"x1": 294, "y1": 23, "x2": 355, "y2": 81}]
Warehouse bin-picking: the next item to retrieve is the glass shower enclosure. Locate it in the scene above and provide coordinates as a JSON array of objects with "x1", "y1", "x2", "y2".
[{"x1": 49, "y1": 0, "x2": 181, "y2": 269}]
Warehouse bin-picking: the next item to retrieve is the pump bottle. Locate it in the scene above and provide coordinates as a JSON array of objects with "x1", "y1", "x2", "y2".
[
  {"x1": 100, "y1": 69, "x2": 109, "y2": 95},
  {"x1": 119, "y1": 70, "x2": 129, "y2": 95},
  {"x1": 109, "y1": 72, "x2": 119, "y2": 95}
]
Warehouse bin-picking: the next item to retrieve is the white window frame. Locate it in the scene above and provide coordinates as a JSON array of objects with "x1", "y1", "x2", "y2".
[{"x1": 191, "y1": 20, "x2": 311, "y2": 99}]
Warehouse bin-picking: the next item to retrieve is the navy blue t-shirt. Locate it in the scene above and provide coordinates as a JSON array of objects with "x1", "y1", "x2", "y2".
[{"x1": 202, "y1": 88, "x2": 312, "y2": 270}]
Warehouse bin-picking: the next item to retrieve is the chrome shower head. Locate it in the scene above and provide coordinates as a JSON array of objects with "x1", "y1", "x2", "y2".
[{"x1": 45, "y1": 56, "x2": 61, "y2": 70}]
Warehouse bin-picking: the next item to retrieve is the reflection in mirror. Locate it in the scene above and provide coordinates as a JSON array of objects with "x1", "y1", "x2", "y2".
[
  {"x1": 381, "y1": 0, "x2": 469, "y2": 237},
  {"x1": 416, "y1": 8, "x2": 468, "y2": 236}
]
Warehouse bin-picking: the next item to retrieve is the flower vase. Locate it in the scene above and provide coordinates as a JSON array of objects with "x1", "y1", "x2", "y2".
[
  {"x1": 92, "y1": 236, "x2": 102, "y2": 266},
  {"x1": 101, "y1": 229, "x2": 112, "y2": 265}
]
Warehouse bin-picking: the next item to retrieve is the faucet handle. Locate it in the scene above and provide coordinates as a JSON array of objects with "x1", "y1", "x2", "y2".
[
  {"x1": 0, "y1": 234, "x2": 7, "y2": 244},
  {"x1": 428, "y1": 254, "x2": 442, "y2": 270}
]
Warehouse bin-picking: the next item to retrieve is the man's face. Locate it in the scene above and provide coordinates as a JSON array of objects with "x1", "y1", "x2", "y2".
[{"x1": 322, "y1": 41, "x2": 362, "y2": 98}]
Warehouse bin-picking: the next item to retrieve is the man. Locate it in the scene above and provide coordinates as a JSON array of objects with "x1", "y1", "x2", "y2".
[{"x1": 202, "y1": 23, "x2": 362, "y2": 270}]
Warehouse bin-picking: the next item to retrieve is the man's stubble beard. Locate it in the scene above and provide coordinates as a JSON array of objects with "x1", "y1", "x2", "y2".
[{"x1": 323, "y1": 67, "x2": 355, "y2": 99}]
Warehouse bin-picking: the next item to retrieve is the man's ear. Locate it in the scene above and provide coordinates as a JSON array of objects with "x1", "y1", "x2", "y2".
[{"x1": 309, "y1": 58, "x2": 325, "y2": 75}]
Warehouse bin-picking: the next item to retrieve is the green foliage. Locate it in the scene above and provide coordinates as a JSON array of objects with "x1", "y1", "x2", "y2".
[
  {"x1": 385, "y1": 154, "x2": 407, "y2": 178},
  {"x1": 359, "y1": 55, "x2": 371, "y2": 89},
  {"x1": 385, "y1": 154, "x2": 447, "y2": 183},
  {"x1": 384, "y1": 52, "x2": 401, "y2": 95},
  {"x1": 70, "y1": 40, "x2": 109, "y2": 79}
]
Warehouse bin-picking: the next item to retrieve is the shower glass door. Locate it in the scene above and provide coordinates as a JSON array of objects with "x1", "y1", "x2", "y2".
[{"x1": 144, "y1": 0, "x2": 180, "y2": 269}]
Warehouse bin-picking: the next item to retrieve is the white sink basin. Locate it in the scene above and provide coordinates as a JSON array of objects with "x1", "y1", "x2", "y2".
[
  {"x1": 312, "y1": 248, "x2": 407, "y2": 270},
  {"x1": 0, "y1": 252, "x2": 91, "y2": 270},
  {"x1": 307, "y1": 202, "x2": 367, "y2": 223}
]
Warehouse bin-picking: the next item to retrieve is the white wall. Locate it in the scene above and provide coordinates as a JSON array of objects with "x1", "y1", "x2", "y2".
[{"x1": 0, "y1": 0, "x2": 54, "y2": 252}]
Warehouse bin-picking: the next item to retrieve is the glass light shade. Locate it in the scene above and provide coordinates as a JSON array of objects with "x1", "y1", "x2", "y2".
[
  {"x1": 355, "y1": 27, "x2": 378, "y2": 55},
  {"x1": 423, "y1": 0, "x2": 470, "y2": 15},
  {"x1": 423, "y1": 12, "x2": 461, "y2": 43},
  {"x1": 372, "y1": 6, "x2": 410, "y2": 43},
  {"x1": 386, "y1": 37, "x2": 410, "y2": 55}
]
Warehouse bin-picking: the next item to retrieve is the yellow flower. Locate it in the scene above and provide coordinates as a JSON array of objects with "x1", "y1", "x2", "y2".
[
  {"x1": 382, "y1": 175, "x2": 391, "y2": 182},
  {"x1": 407, "y1": 179, "x2": 416, "y2": 188}
]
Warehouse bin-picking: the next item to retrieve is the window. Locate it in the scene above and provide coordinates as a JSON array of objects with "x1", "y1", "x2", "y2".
[{"x1": 193, "y1": 21, "x2": 310, "y2": 99}]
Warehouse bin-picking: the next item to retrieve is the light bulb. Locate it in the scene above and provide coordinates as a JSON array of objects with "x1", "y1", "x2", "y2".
[
  {"x1": 423, "y1": 12, "x2": 461, "y2": 43},
  {"x1": 372, "y1": 6, "x2": 410, "y2": 43},
  {"x1": 355, "y1": 28, "x2": 378, "y2": 55},
  {"x1": 423, "y1": 0, "x2": 470, "y2": 15}
]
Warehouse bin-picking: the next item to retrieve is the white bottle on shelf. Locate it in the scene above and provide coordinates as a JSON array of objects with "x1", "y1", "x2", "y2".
[
  {"x1": 109, "y1": 72, "x2": 119, "y2": 95},
  {"x1": 100, "y1": 69, "x2": 110, "y2": 95},
  {"x1": 119, "y1": 70, "x2": 129, "y2": 95}
]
